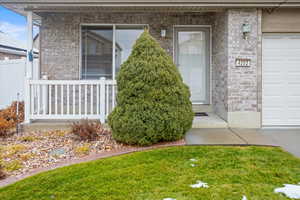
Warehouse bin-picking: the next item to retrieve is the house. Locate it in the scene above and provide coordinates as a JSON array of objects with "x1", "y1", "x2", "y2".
[
  {"x1": 0, "y1": 30, "x2": 39, "y2": 109},
  {"x1": 2, "y1": 0, "x2": 300, "y2": 128},
  {"x1": 0, "y1": 31, "x2": 39, "y2": 60},
  {"x1": 0, "y1": 31, "x2": 27, "y2": 60}
]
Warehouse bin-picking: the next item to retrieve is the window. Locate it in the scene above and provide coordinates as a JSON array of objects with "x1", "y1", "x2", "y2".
[{"x1": 81, "y1": 25, "x2": 144, "y2": 80}]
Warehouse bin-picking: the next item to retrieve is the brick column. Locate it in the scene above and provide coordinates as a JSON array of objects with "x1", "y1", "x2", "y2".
[{"x1": 227, "y1": 9, "x2": 261, "y2": 128}]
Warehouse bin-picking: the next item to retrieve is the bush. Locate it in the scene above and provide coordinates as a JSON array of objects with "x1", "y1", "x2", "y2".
[
  {"x1": 72, "y1": 119, "x2": 108, "y2": 141},
  {"x1": 0, "y1": 117, "x2": 13, "y2": 137},
  {"x1": 108, "y1": 30, "x2": 193, "y2": 146},
  {"x1": 0, "y1": 101, "x2": 24, "y2": 126},
  {"x1": 0, "y1": 163, "x2": 6, "y2": 180},
  {"x1": 0, "y1": 101, "x2": 24, "y2": 137}
]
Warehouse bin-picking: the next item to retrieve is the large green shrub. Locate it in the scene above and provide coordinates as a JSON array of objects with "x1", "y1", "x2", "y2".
[{"x1": 108, "y1": 30, "x2": 193, "y2": 146}]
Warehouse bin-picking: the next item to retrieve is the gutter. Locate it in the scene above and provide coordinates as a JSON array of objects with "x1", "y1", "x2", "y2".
[
  {"x1": 1, "y1": 0, "x2": 299, "y2": 7},
  {"x1": 0, "y1": 45, "x2": 39, "y2": 55}
]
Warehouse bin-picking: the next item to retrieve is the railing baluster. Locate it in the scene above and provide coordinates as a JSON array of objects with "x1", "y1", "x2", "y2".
[
  {"x1": 99, "y1": 78, "x2": 106, "y2": 123},
  {"x1": 55, "y1": 84, "x2": 58, "y2": 115},
  {"x1": 73, "y1": 84, "x2": 75, "y2": 115},
  {"x1": 61, "y1": 85, "x2": 64, "y2": 115},
  {"x1": 85, "y1": 84, "x2": 87, "y2": 116},
  {"x1": 106, "y1": 85, "x2": 109, "y2": 116},
  {"x1": 67, "y1": 84, "x2": 70, "y2": 115},
  {"x1": 42, "y1": 84, "x2": 46, "y2": 115},
  {"x1": 90, "y1": 85, "x2": 93, "y2": 114},
  {"x1": 37, "y1": 84, "x2": 40, "y2": 115},
  {"x1": 30, "y1": 84, "x2": 34, "y2": 115},
  {"x1": 49, "y1": 85, "x2": 52, "y2": 115},
  {"x1": 96, "y1": 84, "x2": 99, "y2": 115},
  {"x1": 79, "y1": 85, "x2": 81, "y2": 115}
]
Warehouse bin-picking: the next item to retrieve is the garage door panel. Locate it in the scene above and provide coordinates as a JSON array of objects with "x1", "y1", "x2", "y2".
[
  {"x1": 262, "y1": 34, "x2": 300, "y2": 126},
  {"x1": 263, "y1": 109, "x2": 282, "y2": 120},
  {"x1": 263, "y1": 97, "x2": 282, "y2": 107},
  {"x1": 287, "y1": 86, "x2": 300, "y2": 96},
  {"x1": 263, "y1": 85, "x2": 284, "y2": 96},
  {"x1": 287, "y1": 98, "x2": 300, "y2": 107}
]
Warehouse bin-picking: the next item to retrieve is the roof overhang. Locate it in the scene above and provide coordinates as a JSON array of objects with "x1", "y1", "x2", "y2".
[{"x1": 2, "y1": 0, "x2": 300, "y2": 16}]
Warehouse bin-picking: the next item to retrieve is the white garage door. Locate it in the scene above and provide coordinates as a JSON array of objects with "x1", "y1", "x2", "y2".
[{"x1": 262, "y1": 34, "x2": 300, "y2": 126}]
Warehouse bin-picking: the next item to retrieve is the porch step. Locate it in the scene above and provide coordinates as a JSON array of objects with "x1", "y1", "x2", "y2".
[{"x1": 192, "y1": 113, "x2": 228, "y2": 129}]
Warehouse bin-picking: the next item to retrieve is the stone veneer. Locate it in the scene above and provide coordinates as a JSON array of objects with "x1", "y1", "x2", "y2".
[{"x1": 39, "y1": 9, "x2": 262, "y2": 127}]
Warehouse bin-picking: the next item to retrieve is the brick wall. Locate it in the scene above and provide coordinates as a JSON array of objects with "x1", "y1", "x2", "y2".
[{"x1": 40, "y1": 12, "x2": 214, "y2": 80}]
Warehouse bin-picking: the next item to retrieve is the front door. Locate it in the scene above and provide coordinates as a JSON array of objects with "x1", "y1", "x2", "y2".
[{"x1": 175, "y1": 27, "x2": 210, "y2": 104}]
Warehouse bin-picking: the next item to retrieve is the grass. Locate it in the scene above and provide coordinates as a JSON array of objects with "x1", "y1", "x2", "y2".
[{"x1": 0, "y1": 146, "x2": 300, "y2": 200}]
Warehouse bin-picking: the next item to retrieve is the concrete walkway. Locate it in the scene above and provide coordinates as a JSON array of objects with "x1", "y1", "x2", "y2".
[{"x1": 185, "y1": 128, "x2": 300, "y2": 158}]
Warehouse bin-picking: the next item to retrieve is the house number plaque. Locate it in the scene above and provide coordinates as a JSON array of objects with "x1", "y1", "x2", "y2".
[{"x1": 235, "y1": 58, "x2": 251, "y2": 67}]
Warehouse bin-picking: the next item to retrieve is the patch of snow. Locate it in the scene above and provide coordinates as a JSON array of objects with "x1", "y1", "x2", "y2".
[
  {"x1": 190, "y1": 181, "x2": 209, "y2": 188},
  {"x1": 274, "y1": 183, "x2": 300, "y2": 199},
  {"x1": 242, "y1": 195, "x2": 247, "y2": 200},
  {"x1": 163, "y1": 198, "x2": 176, "y2": 200},
  {"x1": 190, "y1": 158, "x2": 198, "y2": 162}
]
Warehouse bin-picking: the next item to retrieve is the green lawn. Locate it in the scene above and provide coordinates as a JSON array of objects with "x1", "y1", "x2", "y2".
[{"x1": 1, "y1": 146, "x2": 300, "y2": 200}]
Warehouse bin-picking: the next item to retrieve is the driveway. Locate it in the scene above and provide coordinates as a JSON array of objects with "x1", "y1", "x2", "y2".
[{"x1": 185, "y1": 128, "x2": 300, "y2": 158}]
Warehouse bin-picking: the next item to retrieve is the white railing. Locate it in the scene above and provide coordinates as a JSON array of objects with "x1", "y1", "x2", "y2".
[{"x1": 26, "y1": 78, "x2": 117, "y2": 123}]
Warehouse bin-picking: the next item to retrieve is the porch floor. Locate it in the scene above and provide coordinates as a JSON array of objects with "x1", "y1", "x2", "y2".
[{"x1": 192, "y1": 112, "x2": 228, "y2": 129}]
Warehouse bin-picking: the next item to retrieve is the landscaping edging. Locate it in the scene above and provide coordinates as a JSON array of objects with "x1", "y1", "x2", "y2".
[{"x1": 0, "y1": 139, "x2": 185, "y2": 188}]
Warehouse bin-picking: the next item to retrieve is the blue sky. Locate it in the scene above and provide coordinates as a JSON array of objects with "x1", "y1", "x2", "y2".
[{"x1": 0, "y1": 6, "x2": 38, "y2": 44}]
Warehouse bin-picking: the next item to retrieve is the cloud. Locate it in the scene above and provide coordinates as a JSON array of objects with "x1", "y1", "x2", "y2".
[
  {"x1": 0, "y1": 21, "x2": 39, "y2": 44},
  {"x1": 0, "y1": 21, "x2": 26, "y2": 40}
]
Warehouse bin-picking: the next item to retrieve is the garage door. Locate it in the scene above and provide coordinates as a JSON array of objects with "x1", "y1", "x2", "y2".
[{"x1": 262, "y1": 34, "x2": 300, "y2": 126}]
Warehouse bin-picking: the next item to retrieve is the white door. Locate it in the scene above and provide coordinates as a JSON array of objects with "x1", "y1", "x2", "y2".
[
  {"x1": 175, "y1": 27, "x2": 210, "y2": 104},
  {"x1": 262, "y1": 34, "x2": 300, "y2": 126}
]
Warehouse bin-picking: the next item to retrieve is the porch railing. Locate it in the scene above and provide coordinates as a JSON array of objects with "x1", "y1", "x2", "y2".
[{"x1": 26, "y1": 78, "x2": 117, "y2": 123}]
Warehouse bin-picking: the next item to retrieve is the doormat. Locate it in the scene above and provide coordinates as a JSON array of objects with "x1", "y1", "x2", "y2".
[{"x1": 194, "y1": 112, "x2": 208, "y2": 117}]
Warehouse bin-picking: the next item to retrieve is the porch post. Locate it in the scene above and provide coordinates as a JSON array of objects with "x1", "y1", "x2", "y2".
[
  {"x1": 99, "y1": 77, "x2": 106, "y2": 123},
  {"x1": 24, "y1": 11, "x2": 33, "y2": 123}
]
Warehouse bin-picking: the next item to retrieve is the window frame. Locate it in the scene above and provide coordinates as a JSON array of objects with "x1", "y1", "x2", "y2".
[{"x1": 79, "y1": 24, "x2": 148, "y2": 80}]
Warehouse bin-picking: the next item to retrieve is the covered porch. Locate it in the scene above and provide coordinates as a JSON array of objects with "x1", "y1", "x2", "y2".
[{"x1": 16, "y1": 3, "x2": 260, "y2": 128}]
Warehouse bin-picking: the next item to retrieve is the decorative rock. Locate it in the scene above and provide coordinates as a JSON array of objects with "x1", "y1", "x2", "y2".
[
  {"x1": 0, "y1": 128, "x2": 124, "y2": 178},
  {"x1": 49, "y1": 148, "x2": 66, "y2": 157}
]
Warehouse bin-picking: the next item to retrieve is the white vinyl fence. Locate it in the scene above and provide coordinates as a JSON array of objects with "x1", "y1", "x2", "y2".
[{"x1": 0, "y1": 58, "x2": 39, "y2": 109}]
